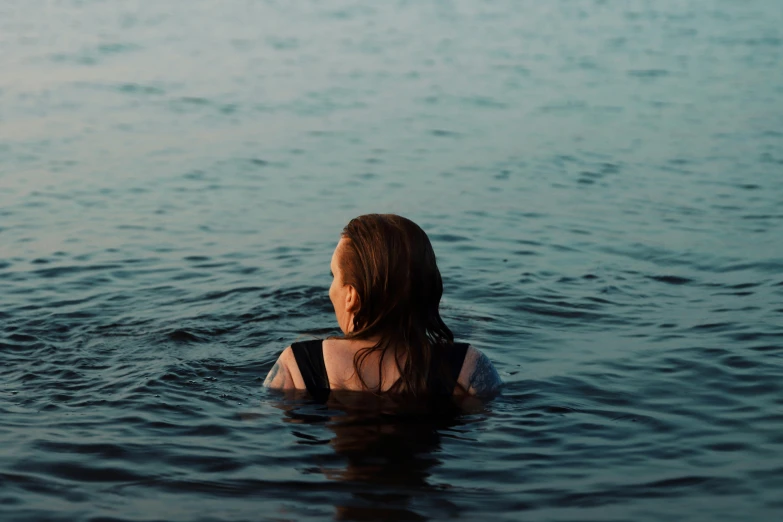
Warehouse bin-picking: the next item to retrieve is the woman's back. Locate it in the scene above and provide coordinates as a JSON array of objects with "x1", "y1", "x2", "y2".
[{"x1": 265, "y1": 338, "x2": 500, "y2": 398}]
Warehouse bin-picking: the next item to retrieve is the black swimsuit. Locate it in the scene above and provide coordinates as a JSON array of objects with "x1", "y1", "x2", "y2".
[{"x1": 291, "y1": 340, "x2": 470, "y2": 402}]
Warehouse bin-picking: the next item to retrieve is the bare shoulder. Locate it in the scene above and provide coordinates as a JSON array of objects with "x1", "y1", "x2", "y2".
[
  {"x1": 457, "y1": 345, "x2": 502, "y2": 398},
  {"x1": 263, "y1": 346, "x2": 305, "y2": 390}
]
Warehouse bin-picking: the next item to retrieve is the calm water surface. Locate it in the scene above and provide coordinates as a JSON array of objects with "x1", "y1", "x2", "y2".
[{"x1": 1, "y1": 1, "x2": 782, "y2": 521}]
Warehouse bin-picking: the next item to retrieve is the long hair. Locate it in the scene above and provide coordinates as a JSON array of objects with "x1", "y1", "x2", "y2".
[{"x1": 336, "y1": 214, "x2": 456, "y2": 396}]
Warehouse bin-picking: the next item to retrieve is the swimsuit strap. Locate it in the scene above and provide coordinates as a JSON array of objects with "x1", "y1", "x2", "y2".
[
  {"x1": 448, "y1": 342, "x2": 470, "y2": 385},
  {"x1": 428, "y1": 342, "x2": 470, "y2": 395},
  {"x1": 290, "y1": 339, "x2": 330, "y2": 402}
]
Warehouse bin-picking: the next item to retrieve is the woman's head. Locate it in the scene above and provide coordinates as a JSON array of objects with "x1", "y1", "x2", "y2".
[{"x1": 328, "y1": 214, "x2": 455, "y2": 394}]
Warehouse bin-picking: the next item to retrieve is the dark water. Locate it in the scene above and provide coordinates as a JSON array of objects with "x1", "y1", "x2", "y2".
[{"x1": 2, "y1": 0, "x2": 783, "y2": 520}]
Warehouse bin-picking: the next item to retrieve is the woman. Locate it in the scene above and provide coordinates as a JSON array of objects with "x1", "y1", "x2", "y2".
[{"x1": 263, "y1": 214, "x2": 501, "y2": 400}]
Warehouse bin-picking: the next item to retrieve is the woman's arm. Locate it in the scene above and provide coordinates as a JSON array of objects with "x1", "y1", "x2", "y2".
[
  {"x1": 457, "y1": 345, "x2": 502, "y2": 397},
  {"x1": 263, "y1": 347, "x2": 300, "y2": 389}
]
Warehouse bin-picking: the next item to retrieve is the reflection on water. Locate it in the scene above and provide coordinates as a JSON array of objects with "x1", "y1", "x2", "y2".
[{"x1": 274, "y1": 392, "x2": 475, "y2": 521}]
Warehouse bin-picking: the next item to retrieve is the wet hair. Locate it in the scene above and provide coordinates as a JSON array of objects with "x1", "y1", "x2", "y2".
[{"x1": 337, "y1": 214, "x2": 457, "y2": 396}]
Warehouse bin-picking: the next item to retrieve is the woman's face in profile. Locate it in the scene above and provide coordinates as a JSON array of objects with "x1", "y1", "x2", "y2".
[{"x1": 329, "y1": 238, "x2": 352, "y2": 334}]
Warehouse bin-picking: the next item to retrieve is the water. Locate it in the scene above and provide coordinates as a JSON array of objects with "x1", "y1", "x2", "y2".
[{"x1": 2, "y1": 0, "x2": 782, "y2": 520}]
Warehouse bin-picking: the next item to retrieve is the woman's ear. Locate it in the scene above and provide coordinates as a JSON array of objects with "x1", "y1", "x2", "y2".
[{"x1": 345, "y1": 284, "x2": 361, "y2": 314}]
